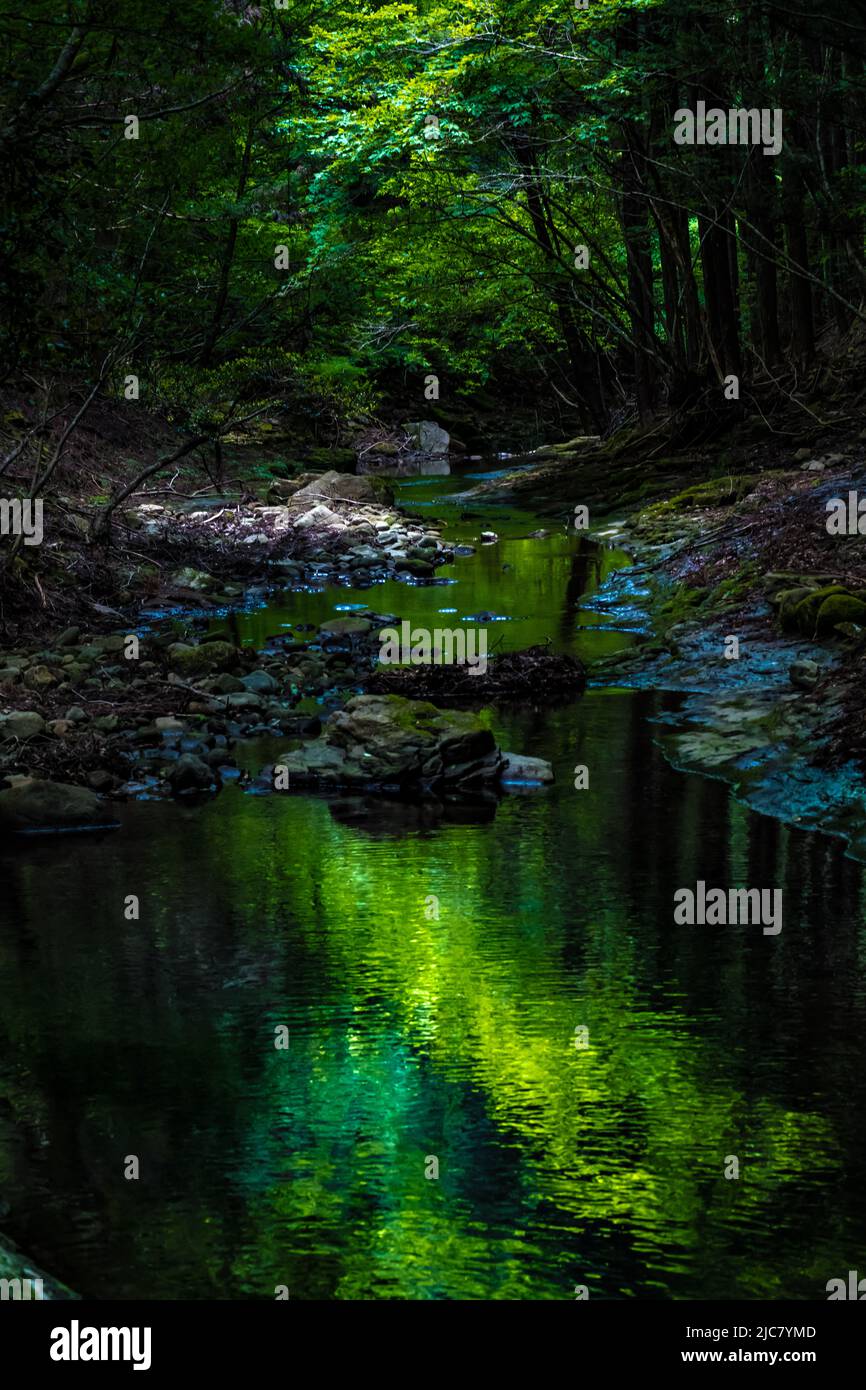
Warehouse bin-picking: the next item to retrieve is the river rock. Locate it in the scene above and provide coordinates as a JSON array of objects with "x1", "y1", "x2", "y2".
[
  {"x1": 87, "y1": 770, "x2": 116, "y2": 793},
  {"x1": 293, "y1": 503, "x2": 345, "y2": 531},
  {"x1": 166, "y1": 754, "x2": 216, "y2": 795},
  {"x1": 291, "y1": 470, "x2": 390, "y2": 505},
  {"x1": 240, "y1": 670, "x2": 280, "y2": 694},
  {"x1": 167, "y1": 640, "x2": 238, "y2": 676},
  {"x1": 0, "y1": 780, "x2": 119, "y2": 835},
  {"x1": 346, "y1": 545, "x2": 380, "y2": 565},
  {"x1": 224, "y1": 691, "x2": 263, "y2": 710},
  {"x1": 275, "y1": 742, "x2": 347, "y2": 782},
  {"x1": 208, "y1": 673, "x2": 246, "y2": 694},
  {"x1": 278, "y1": 694, "x2": 501, "y2": 789},
  {"x1": 405, "y1": 421, "x2": 450, "y2": 455},
  {"x1": 23, "y1": 664, "x2": 56, "y2": 690},
  {"x1": 268, "y1": 478, "x2": 304, "y2": 501},
  {"x1": 92, "y1": 714, "x2": 120, "y2": 732},
  {"x1": 95, "y1": 634, "x2": 128, "y2": 654},
  {"x1": 171, "y1": 567, "x2": 216, "y2": 592},
  {"x1": 0, "y1": 712, "x2": 45, "y2": 740},
  {"x1": 46, "y1": 720, "x2": 74, "y2": 737},
  {"x1": 154, "y1": 716, "x2": 187, "y2": 733},
  {"x1": 318, "y1": 616, "x2": 373, "y2": 638},
  {"x1": 789, "y1": 658, "x2": 820, "y2": 691},
  {"x1": 394, "y1": 552, "x2": 436, "y2": 578},
  {"x1": 500, "y1": 753, "x2": 554, "y2": 784}
]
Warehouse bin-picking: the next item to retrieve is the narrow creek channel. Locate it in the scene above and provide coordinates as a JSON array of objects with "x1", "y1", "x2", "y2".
[{"x1": 1, "y1": 465, "x2": 865, "y2": 1300}]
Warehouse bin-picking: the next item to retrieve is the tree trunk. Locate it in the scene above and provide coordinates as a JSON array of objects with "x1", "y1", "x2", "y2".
[
  {"x1": 783, "y1": 160, "x2": 815, "y2": 365},
  {"x1": 699, "y1": 207, "x2": 741, "y2": 380},
  {"x1": 511, "y1": 132, "x2": 607, "y2": 431},
  {"x1": 199, "y1": 122, "x2": 255, "y2": 366},
  {"x1": 747, "y1": 155, "x2": 782, "y2": 365}
]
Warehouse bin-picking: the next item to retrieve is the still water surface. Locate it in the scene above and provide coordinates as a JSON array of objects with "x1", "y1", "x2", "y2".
[{"x1": 1, "y1": 470, "x2": 865, "y2": 1299}]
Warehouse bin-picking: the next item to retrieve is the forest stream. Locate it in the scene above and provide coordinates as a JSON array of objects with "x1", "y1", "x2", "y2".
[{"x1": 2, "y1": 465, "x2": 866, "y2": 1301}]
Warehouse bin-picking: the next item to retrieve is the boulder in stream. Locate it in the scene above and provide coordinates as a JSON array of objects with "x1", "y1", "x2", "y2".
[
  {"x1": 277, "y1": 693, "x2": 503, "y2": 790},
  {"x1": 274, "y1": 693, "x2": 553, "y2": 793},
  {"x1": 405, "y1": 420, "x2": 450, "y2": 455},
  {"x1": 166, "y1": 754, "x2": 218, "y2": 795},
  {"x1": 0, "y1": 779, "x2": 119, "y2": 835}
]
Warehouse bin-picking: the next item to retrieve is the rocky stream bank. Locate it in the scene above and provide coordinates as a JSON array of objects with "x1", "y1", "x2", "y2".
[
  {"x1": 0, "y1": 461, "x2": 570, "y2": 838},
  {"x1": 461, "y1": 436, "x2": 866, "y2": 860}
]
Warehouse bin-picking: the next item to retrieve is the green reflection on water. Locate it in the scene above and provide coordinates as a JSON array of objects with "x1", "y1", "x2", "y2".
[
  {"x1": 208, "y1": 484, "x2": 635, "y2": 666},
  {"x1": 1, "y1": 476, "x2": 865, "y2": 1300},
  {"x1": 2, "y1": 696, "x2": 865, "y2": 1300}
]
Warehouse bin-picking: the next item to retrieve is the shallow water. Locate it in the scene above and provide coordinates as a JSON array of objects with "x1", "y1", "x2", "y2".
[{"x1": 1, "y1": 470, "x2": 865, "y2": 1300}]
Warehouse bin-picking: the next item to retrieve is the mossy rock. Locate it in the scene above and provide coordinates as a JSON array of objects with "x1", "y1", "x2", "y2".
[
  {"x1": 776, "y1": 587, "x2": 823, "y2": 632},
  {"x1": 645, "y1": 474, "x2": 762, "y2": 518},
  {"x1": 814, "y1": 593, "x2": 866, "y2": 636},
  {"x1": 166, "y1": 640, "x2": 239, "y2": 676},
  {"x1": 790, "y1": 585, "x2": 848, "y2": 635},
  {"x1": 764, "y1": 572, "x2": 827, "y2": 599}
]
